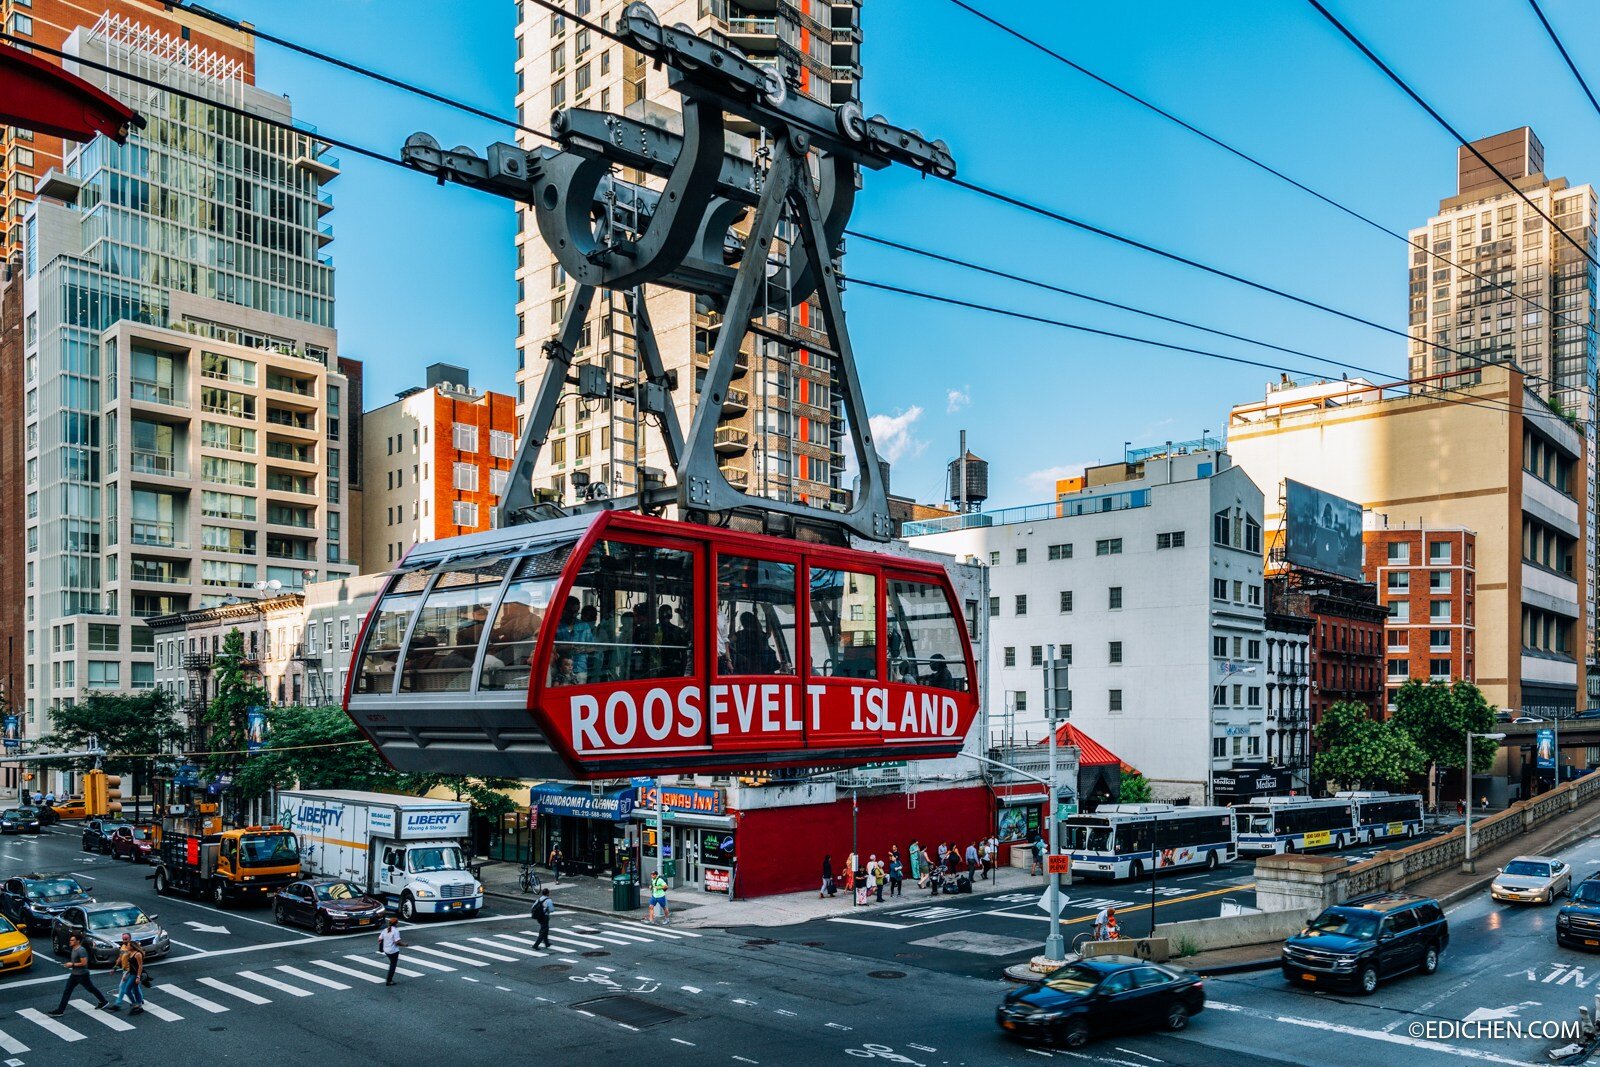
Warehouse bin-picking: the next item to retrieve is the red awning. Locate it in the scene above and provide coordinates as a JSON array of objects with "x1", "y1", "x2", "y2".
[
  {"x1": 1039, "y1": 722, "x2": 1123, "y2": 768},
  {"x1": 0, "y1": 43, "x2": 142, "y2": 143}
]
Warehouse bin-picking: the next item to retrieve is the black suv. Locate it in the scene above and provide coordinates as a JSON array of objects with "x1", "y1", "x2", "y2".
[
  {"x1": 1557, "y1": 877, "x2": 1600, "y2": 950},
  {"x1": 0, "y1": 874, "x2": 95, "y2": 933},
  {"x1": 1282, "y1": 893, "x2": 1448, "y2": 995}
]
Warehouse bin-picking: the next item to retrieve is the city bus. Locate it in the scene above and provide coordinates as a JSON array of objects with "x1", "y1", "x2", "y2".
[
  {"x1": 1059, "y1": 803, "x2": 1237, "y2": 880},
  {"x1": 1235, "y1": 795, "x2": 1356, "y2": 854},
  {"x1": 1338, "y1": 791, "x2": 1425, "y2": 845}
]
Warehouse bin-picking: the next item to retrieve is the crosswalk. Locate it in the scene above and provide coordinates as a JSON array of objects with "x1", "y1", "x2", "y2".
[{"x1": 0, "y1": 919, "x2": 697, "y2": 1053}]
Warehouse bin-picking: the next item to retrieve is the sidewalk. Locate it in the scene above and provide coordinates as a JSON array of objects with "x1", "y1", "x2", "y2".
[{"x1": 480, "y1": 860, "x2": 1038, "y2": 928}]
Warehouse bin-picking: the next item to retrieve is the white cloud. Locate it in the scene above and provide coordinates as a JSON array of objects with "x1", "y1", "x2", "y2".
[
  {"x1": 946, "y1": 387, "x2": 971, "y2": 414},
  {"x1": 1023, "y1": 462, "x2": 1090, "y2": 495},
  {"x1": 870, "y1": 406, "x2": 927, "y2": 465}
]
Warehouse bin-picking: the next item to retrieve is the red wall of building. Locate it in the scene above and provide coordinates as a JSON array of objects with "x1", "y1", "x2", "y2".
[{"x1": 734, "y1": 785, "x2": 992, "y2": 898}]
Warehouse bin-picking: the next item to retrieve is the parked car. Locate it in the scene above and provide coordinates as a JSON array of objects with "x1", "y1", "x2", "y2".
[
  {"x1": 0, "y1": 874, "x2": 95, "y2": 933},
  {"x1": 81, "y1": 818, "x2": 127, "y2": 854},
  {"x1": 1557, "y1": 877, "x2": 1600, "y2": 950},
  {"x1": 273, "y1": 879, "x2": 388, "y2": 935},
  {"x1": 1492, "y1": 856, "x2": 1572, "y2": 904},
  {"x1": 50, "y1": 902, "x2": 170, "y2": 966},
  {"x1": 0, "y1": 914, "x2": 31, "y2": 976},
  {"x1": 1282, "y1": 893, "x2": 1449, "y2": 994},
  {"x1": 996, "y1": 956, "x2": 1205, "y2": 1048},
  {"x1": 108, "y1": 825, "x2": 155, "y2": 864},
  {"x1": 1, "y1": 808, "x2": 42, "y2": 835}
]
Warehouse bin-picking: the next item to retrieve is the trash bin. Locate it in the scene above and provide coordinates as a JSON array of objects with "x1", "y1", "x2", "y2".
[{"x1": 612, "y1": 873, "x2": 639, "y2": 912}]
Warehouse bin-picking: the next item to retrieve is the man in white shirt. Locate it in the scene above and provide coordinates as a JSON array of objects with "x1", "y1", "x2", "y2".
[{"x1": 378, "y1": 917, "x2": 406, "y2": 986}]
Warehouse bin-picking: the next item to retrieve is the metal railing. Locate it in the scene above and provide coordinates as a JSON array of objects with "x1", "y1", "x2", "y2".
[
  {"x1": 130, "y1": 450, "x2": 181, "y2": 477},
  {"x1": 903, "y1": 489, "x2": 1152, "y2": 536},
  {"x1": 131, "y1": 379, "x2": 185, "y2": 407},
  {"x1": 726, "y1": 16, "x2": 777, "y2": 33}
]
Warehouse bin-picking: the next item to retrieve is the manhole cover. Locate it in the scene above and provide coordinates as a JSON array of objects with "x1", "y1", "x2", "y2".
[
  {"x1": 581, "y1": 949, "x2": 611, "y2": 957},
  {"x1": 539, "y1": 964, "x2": 572, "y2": 973},
  {"x1": 573, "y1": 995, "x2": 686, "y2": 1028},
  {"x1": 867, "y1": 970, "x2": 906, "y2": 980}
]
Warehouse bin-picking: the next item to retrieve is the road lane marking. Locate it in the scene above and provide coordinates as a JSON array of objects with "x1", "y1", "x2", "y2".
[
  {"x1": 470, "y1": 936, "x2": 546, "y2": 957},
  {"x1": 672, "y1": 1038, "x2": 696, "y2": 1046},
  {"x1": 436, "y1": 940, "x2": 517, "y2": 962},
  {"x1": 340, "y1": 954, "x2": 426, "y2": 978},
  {"x1": 908, "y1": 1044, "x2": 937, "y2": 1053},
  {"x1": 1114, "y1": 1049, "x2": 1162, "y2": 1063},
  {"x1": 273, "y1": 965, "x2": 349, "y2": 991},
  {"x1": 825, "y1": 1022, "x2": 852, "y2": 1030},
  {"x1": 197, "y1": 977, "x2": 272, "y2": 1005},
  {"x1": 145, "y1": 893, "x2": 314, "y2": 938},
  {"x1": 156, "y1": 983, "x2": 229, "y2": 1013},
  {"x1": 16, "y1": 1009, "x2": 84, "y2": 1042},
  {"x1": 682, "y1": 985, "x2": 702, "y2": 993},
  {"x1": 618, "y1": 1023, "x2": 640, "y2": 1031},
  {"x1": 309, "y1": 960, "x2": 386, "y2": 984},
  {"x1": 594, "y1": 965, "x2": 616, "y2": 972},
  {"x1": 1025, "y1": 1051, "x2": 1053, "y2": 1059},
  {"x1": 1207, "y1": 1000, "x2": 1533, "y2": 1065},
  {"x1": 238, "y1": 970, "x2": 316, "y2": 996},
  {"x1": 0, "y1": 1027, "x2": 26, "y2": 1055},
  {"x1": 733, "y1": 1057, "x2": 758, "y2": 1064},
  {"x1": 775, "y1": 1008, "x2": 797, "y2": 1016},
  {"x1": 67, "y1": 1001, "x2": 133, "y2": 1031}
]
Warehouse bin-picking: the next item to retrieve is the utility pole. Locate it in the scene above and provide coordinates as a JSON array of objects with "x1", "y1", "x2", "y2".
[
  {"x1": 1461, "y1": 731, "x2": 1505, "y2": 872},
  {"x1": 1043, "y1": 646, "x2": 1065, "y2": 961},
  {"x1": 655, "y1": 774, "x2": 667, "y2": 887}
]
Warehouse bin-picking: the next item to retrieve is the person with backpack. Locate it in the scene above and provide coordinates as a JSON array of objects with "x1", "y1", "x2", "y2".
[
  {"x1": 532, "y1": 888, "x2": 554, "y2": 949},
  {"x1": 548, "y1": 845, "x2": 564, "y2": 883},
  {"x1": 888, "y1": 851, "x2": 904, "y2": 897},
  {"x1": 820, "y1": 854, "x2": 834, "y2": 898}
]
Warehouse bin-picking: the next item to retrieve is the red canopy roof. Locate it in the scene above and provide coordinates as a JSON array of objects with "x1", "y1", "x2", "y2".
[
  {"x1": 1039, "y1": 722, "x2": 1123, "y2": 768},
  {"x1": 0, "y1": 43, "x2": 142, "y2": 144}
]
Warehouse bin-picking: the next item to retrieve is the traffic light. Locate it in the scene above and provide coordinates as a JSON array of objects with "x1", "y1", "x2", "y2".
[
  {"x1": 104, "y1": 774, "x2": 122, "y2": 815},
  {"x1": 84, "y1": 769, "x2": 105, "y2": 816}
]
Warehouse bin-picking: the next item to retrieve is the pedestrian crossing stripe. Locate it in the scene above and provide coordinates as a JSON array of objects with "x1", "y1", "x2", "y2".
[
  {"x1": 435, "y1": 940, "x2": 517, "y2": 963},
  {"x1": 406, "y1": 945, "x2": 487, "y2": 968},
  {"x1": 197, "y1": 977, "x2": 272, "y2": 1005},
  {"x1": 136, "y1": 1000, "x2": 184, "y2": 1023},
  {"x1": 156, "y1": 984, "x2": 228, "y2": 1014},
  {"x1": 16, "y1": 1009, "x2": 84, "y2": 1042},
  {"x1": 578, "y1": 925, "x2": 652, "y2": 944},
  {"x1": 238, "y1": 971, "x2": 315, "y2": 997},
  {"x1": 605, "y1": 918, "x2": 701, "y2": 937},
  {"x1": 388, "y1": 952, "x2": 455, "y2": 972},
  {"x1": 68, "y1": 1000, "x2": 134, "y2": 1031},
  {"x1": 273, "y1": 965, "x2": 348, "y2": 991},
  {"x1": 308, "y1": 960, "x2": 386, "y2": 985},
  {"x1": 535, "y1": 931, "x2": 607, "y2": 950},
  {"x1": 603, "y1": 920, "x2": 687, "y2": 939},
  {"x1": 0, "y1": 1025, "x2": 27, "y2": 1054},
  {"x1": 340, "y1": 954, "x2": 427, "y2": 978},
  {"x1": 560, "y1": 928, "x2": 636, "y2": 946},
  {"x1": 469, "y1": 936, "x2": 545, "y2": 957}
]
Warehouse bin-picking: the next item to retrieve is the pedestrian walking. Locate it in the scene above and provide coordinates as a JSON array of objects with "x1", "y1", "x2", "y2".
[
  {"x1": 31, "y1": 790, "x2": 42, "y2": 807},
  {"x1": 531, "y1": 889, "x2": 554, "y2": 949},
  {"x1": 113, "y1": 935, "x2": 145, "y2": 1014},
  {"x1": 1456, "y1": 799, "x2": 1465, "y2": 818},
  {"x1": 868, "y1": 855, "x2": 885, "y2": 903},
  {"x1": 980, "y1": 838, "x2": 995, "y2": 881},
  {"x1": 888, "y1": 853, "x2": 904, "y2": 897},
  {"x1": 1031, "y1": 836, "x2": 1046, "y2": 877},
  {"x1": 48, "y1": 934, "x2": 112, "y2": 1015},
  {"x1": 648, "y1": 870, "x2": 670, "y2": 925},
  {"x1": 936, "y1": 842, "x2": 949, "y2": 867},
  {"x1": 964, "y1": 841, "x2": 979, "y2": 874},
  {"x1": 820, "y1": 854, "x2": 834, "y2": 898},
  {"x1": 548, "y1": 845, "x2": 564, "y2": 883},
  {"x1": 908, "y1": 840, "x2": 922, "y2": 882},
  {"x1": 378, "y1": 916, "x2": 406, "y2": 985},
  {"x1": 45, "y1": 790, "x2": 56, "y2": 808}
]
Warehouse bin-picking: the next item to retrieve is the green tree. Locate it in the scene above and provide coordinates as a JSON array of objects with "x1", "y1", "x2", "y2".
[
  {"x1": 1118, "y1": 772, "x2": 1152, "y2": 804},
  {"x1": 1390, "y1": 679, "x2": 1498, "y2": 801},
  {"x1": 230, "y1": 704, "x2": 400, "y2": 799},
  {"x1": 47, "y1": 690, "x2": 186, "y2": 802},
  {"x1": 202, "y1": 628, "x2": 270, "y2": 778},
  {"x1": 1313, "y1": 700, "x2": 1424, "y2": 791}
]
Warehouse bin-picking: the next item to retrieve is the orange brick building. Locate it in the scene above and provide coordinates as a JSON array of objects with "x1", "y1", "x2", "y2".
[
  {"x1": 361, "y1": 364, "x2": 517, "y2": 568},
  {"x1": 0, "y1": 0, "x2": 255, "y2": 253},
  {"x1": 1363, "y1": 525, "x2": 1478, "y2": 711}
]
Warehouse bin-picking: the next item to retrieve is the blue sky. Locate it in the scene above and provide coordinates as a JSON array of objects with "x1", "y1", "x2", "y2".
[{"x1": 215, "y1": 0, "x2": 1600, "y2": 508}]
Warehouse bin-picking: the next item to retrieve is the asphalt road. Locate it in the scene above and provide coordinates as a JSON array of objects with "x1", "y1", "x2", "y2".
[{"x1": 0, "y1": 821, "x2": 1572, "y2": 1067}]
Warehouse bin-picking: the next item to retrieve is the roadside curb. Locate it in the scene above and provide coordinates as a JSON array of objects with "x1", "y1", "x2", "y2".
[
  {"x1": 1189, "y1": 957, "x2": 1280, "y2": 976},
  {"x1": 483, "y1": 887, "x2": 636, "y2": 921}
]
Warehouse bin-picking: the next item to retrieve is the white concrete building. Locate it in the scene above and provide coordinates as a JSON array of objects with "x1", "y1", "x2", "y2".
[{"x1": 905, "y1": 448, "x2": 1267, "y2": 804}]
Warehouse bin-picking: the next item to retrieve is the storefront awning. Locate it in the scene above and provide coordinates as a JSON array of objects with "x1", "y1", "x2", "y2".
[{"x1": 530, "y1": 783, "x2": 636, "y2": 821}]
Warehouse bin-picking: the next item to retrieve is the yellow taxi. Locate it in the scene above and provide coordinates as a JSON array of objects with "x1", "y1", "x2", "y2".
[
  {"x1": 0, "y1": 914, "x2": 32, "y2": 975},
  {"x1": 52, "y1": 796, "x2": 87, "y2": 821}
]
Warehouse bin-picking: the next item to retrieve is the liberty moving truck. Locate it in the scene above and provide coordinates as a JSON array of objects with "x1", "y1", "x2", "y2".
[{"x1": 278, "y1": 790, "x2": 484, "y2": 921}]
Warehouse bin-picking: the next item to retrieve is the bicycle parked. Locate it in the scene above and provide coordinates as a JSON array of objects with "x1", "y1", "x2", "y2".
[{"x1": 519, "y1": 862, "x2": 542, "y2": 895}]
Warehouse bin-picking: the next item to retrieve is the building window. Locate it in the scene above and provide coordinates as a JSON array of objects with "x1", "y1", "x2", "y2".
[
  {"x1": 1212, "y1": 684, "x2": 1226, "y2": 706},
  {"x1": 1428, "y1": 540, "x2": 1452, "y2": 564},
  {"x1": 1030, "y1": 646, "x2": 1043, "y2": 667},
  {"x1": 1387, "y1": 572, "x2": 1409, "y2": 592},
  {"x1": 453, "y1": 422, "x2": 479, "y2": 452},
  {"x1": 490, "y1": 469, "x2": 510, "y2": 497},
  {"x1": 452, "y1": 501, "x2": 479, "y2": 527},
  {"x1": 1108, "y1": 689, "x2": 1123, "y2": 712},
  {"x1": 1212, "y1": 635, "x2": 1227, "y2": 658},
  {"x1": 1429, "y1": 658, "x2": 1451, "y2": 681},
  {"x1": 489, "y1": 430, "x2": 515, "y2": 459},
  {"x1": 1095, "y1": 538, "x2": 1122, "y2": 556},
  {"x1": 1016, "y1": 548, "x2": 1028, "y2": 564},
  {"x1": 1060, "y1": 644, "x2": 1073, "y2": 665},
  {"x1": 1212, "y1": 736, "x2": 1226, "y2": 759},
  {"x1": 1247, "y1": 639, "x2": 1261, "y2": 659},
  {"x1": 1389, "y1": 600, "x2": 1411, "y2": 623},
  {"x1": 1388, "y1": 659, "x2": 1409, "y2": 679},
  {"x1": 1108, "y1": 641, "x2": 1122, "y2": 664},
  {"x1": 453, "y1": 462, "x2": 479, "y2": 492},
  {"x1": 1156, "y1": 531, "x2": 1185, "y2": 549},
  {"x1": 1247, "y1": 686, "x2": 1260, "y2": 705},
  {"x1": 1013, "y1": 692, "x2": 1028, "y2": 712},
  {"x1": 1059, "y1": 590, "x2": 1073, "y2": 613},
  {"x1": 1429, "y1": 629, "x2": 1451, "y2": 651},
  {"x1": 1429, "y1": 600, "x2": 1451, "y2": 623},
  {"x1": 1212, "y1": 578, "x2": 1227, "y2": 601},
  {"x1": 1108, "y1": 586, "x2": 1122, "y2": 609},
  {"x1": 1247, "y1": 736, "x2": 1261, "y2": 756},
  {"x1": 988, "y1": 596, "x2": 999, "y2": 617},
  {"x1": 989, "y1": 552, "x2": 1000, "y2": 566},
  {"x1": 1388, "y1": 629, "x2": 1408, "y2": 651},
  {"x1": 1003, "y1": 646, "x2": 1016, "y2": 668},
  {"x1": 1015, "y1": 594, "x2": 1027, "y2": 616},
  {"x1": 1047, "y1": 544, "x2": 1072, "y2": 560},
  {"x1": 1387, "y1": 541, "x2": 1410, "y2": 564},
  {"x1": 1429, "y1": 570, "x2": 1451, "y2": 592}
]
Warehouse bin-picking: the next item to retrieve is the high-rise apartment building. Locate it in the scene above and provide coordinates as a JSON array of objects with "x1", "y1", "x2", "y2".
[
  {"x1": 511, "y1": 1, "x2": 861, "y2": 510},
  {"x1": 0, "y1": 0, "x2": 255, "y2": 255},
  {"x1": 4, "y1": 15, "x2": 352, "y2": 742},
  {"x1": 1408, "y1": 127, "x2": 1598, "y2": 665},
  {"x1": 361, "y1": 363, "x2": 518, "y2": 567}
]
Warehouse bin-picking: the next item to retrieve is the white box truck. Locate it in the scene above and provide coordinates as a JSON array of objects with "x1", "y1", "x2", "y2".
[{"x1": 276, "y1": 789, "x2": 484, "y2": 921}]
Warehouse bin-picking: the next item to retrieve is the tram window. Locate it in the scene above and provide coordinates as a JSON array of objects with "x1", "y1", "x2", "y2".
[
  {"x1": 479, "y1": 544, "x2": 572, "y2": 691},
  {"x1": 809, "y1": 568, "x2": 876, "y2": 678},
  {"x1": 550, "y1": 539, "x2": 695, "y2": 686},
  {"x1": 717, "y1": 556, "x2": 797, "y2": 676},
  {"x1": 887, "y1": 579, "x2": 968, "y2": 691},
  {"x1": 355, "y1": 568, "x2": 434, "y2": 694},
  {"x1": 399, "y1": 559, "x2": 511, "y2": 693}
]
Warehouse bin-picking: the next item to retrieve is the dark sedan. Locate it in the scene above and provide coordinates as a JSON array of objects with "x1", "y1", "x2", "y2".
[
  {"x1": 997, "y1": 956, "x2": 1206, "y2": 1049},
  {"x1": 0, "y1": 874, "x2": 94, "y2": 933},
  {"x1": 81, "y1": 818, "x2": 127, "y2": 854},
  {"x1": 108, "y1": 825, "x2": 155, "y2": 864},
  {"x1": 1, "y1": 808, "x2": 42, "y2": 835},
  {"x1": 274, "y1": 879, "x2": 388, "y2": 935}
]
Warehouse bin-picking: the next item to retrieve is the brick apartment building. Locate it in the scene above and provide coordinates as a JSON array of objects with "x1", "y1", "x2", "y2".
[
  {"x1": 1268, "y1": 576, "x2": 1386, "y2": 734},
  {"x1": 1363, "y1": 525, "x2": 1478, "y2": 710}
]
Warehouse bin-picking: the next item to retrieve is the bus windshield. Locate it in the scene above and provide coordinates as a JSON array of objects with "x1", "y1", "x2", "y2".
[
  {"x1": 1245, "y1": 814, "x2": 1274, "y2": 835},
  {"x1": 1061, "y1": 824, "x2": 1111, "y2": 853}
]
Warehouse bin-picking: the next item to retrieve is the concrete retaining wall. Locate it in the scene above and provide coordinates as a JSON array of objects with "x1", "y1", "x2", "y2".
[{"x1": 1156, "y1": 908, "x2": 1314, "y2": 954}]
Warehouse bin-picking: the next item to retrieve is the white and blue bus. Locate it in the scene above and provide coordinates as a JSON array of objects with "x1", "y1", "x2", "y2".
[
  {"x1": 1338, "y1": 791, "x2": 1425, "y2": 845},
  {"x1": 1235, "y1": 795, "x2": 1356, "y2": 855},
  {"x1": 1060, "y1": 803, "x2": 1237, "y2": 880}
]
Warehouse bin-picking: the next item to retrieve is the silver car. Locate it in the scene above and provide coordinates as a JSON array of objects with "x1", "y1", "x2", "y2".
[
  {"x1": 51, "y1": 901, "x2": 171, "y2": 965},
  {"x1": 1491, "y1": 855, "x2": 1572, "y2": 905}
]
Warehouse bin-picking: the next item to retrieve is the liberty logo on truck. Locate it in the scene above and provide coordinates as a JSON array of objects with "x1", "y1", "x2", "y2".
[{"x1": 295, "y1": 804, "x2": 344, "y2": 827}]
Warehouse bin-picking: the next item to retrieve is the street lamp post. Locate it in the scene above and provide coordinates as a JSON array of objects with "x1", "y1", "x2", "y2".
[
  {"x1": 1042, "y1": 646, "x2": 1065, "y2": 962},
  {"x1": 1462, "y1": 731, "x2": 1506, "y2": 873}
]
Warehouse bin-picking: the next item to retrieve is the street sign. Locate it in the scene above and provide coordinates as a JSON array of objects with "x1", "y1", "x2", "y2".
[
  {"x1": 1047, "y1": 854, "x2": 1071, "y2": 876},
  {"x1": 1037, "y1": 886, "x2": 1067, "y2": 917}
]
